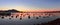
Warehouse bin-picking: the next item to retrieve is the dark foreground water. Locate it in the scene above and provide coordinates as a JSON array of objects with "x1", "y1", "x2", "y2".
[{"x1": 0, "y1": 13, "x2": 60, "y2": 25}]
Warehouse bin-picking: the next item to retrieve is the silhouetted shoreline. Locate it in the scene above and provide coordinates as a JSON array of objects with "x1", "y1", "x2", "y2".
[{"x1": 39, "y1": 18, "x2": 60, "y2": 25}]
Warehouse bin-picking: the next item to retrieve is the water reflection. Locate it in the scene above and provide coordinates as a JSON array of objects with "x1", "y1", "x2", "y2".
[
  {"x1": 28, "y1": 15, "x2": 30, "y2": 19},
  {"x1": 20, "y1": 18, "x2": 22, "y2": 20},
  {"x1": 1, "y1": 17, "x2": 4, "y2": 19},
  {"x1": 11, "y1": 16, "x2": 13, "y2": 18},
  {"x1": 36, "y1": 17, "x2": 39, "y2": 19},
  {"x1": 0, "y1": 13, "x2": 60, "y2": 25},
  {"x1": 39, "y1": 16, "x2": 41, "y2": 17},
  {"x1": 16, "y1": 16, "x2": 18, "y2": 18},
  {"x1": 9, "y1": 18, "x2": 11, "y2": 20},
  {"x1": 0, "y1": 13, "x2": 60, "y2": 20}
]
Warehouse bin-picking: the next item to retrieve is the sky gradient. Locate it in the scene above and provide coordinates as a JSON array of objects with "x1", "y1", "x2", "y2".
[{"x1": 0, "y1": 0, "x2": 60, "y2": 11}]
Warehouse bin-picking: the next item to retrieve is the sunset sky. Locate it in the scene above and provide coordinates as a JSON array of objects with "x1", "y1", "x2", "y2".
[{"x1": 0, "y1": 0, "x2": 60, "y2": 11}]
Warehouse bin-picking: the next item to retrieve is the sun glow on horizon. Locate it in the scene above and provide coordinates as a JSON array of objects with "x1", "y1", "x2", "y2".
[{"x1": 0, "y1": 7, "x2": 60, "y2": 12}]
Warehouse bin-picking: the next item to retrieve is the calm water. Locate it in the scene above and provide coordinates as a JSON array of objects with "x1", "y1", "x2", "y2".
[{"x1": 0, "y1": 13, "x2": 60, "y2": 25}]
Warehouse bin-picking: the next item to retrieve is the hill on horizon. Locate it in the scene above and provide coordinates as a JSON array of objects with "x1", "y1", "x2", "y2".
[
  {"x1": 0, "y1": 9, "x2": 60, "y2": 13},
  {"x1": 0, "y1": 9, "x2": 23, "y2": 13}
]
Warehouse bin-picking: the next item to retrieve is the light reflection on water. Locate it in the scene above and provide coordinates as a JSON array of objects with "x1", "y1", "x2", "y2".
[{"x1": 0, "y1": 13, "x2": 60, "y2": 25}]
